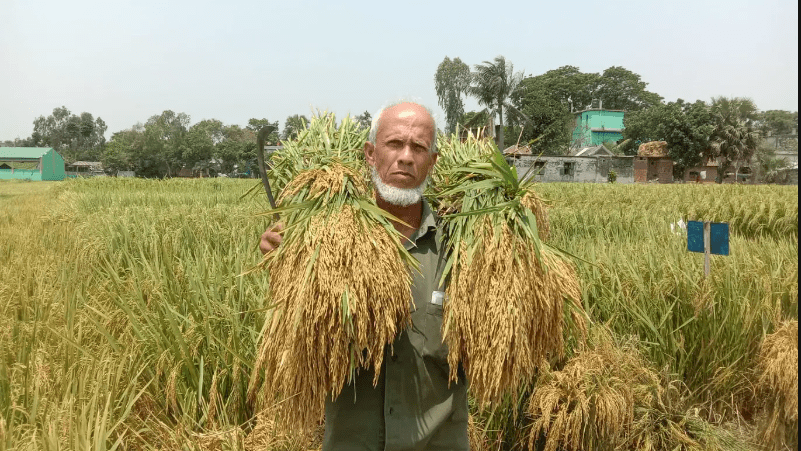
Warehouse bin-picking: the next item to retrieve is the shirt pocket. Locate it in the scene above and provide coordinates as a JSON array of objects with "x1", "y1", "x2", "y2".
[{"x1": 423, "y1": 296, "x2": 448, "y2": 364}]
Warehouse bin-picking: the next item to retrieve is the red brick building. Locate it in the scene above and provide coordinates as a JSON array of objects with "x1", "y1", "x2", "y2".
[{"x1": 634, "y1": 141, "x2": 673, "y2": 183}]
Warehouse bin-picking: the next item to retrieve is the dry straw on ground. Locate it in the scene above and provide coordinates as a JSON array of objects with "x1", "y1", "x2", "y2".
[{"x1": 755, "y1": 320, "x2": 798, "y2": 450}]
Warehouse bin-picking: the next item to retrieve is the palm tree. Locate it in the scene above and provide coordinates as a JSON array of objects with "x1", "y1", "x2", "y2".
[
  {"x1": 468, "y1": 56, "x2": 525, "y2": 149},
  {"x1": 708, "y1": 97, "x2": 760, "y2": 182}
]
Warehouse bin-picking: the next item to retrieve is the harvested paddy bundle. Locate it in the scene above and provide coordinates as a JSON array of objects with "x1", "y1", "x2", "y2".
[
  {"x1": 526, "y1": 329, "x2": 659, "y2": 451},
  {"x1": 528, "y1": 328, "x2": 752, "y2": 451},
  {"x1": 247, "y1": 114, "x2": 416, "y2": 430},
  {"x1": 427, "y1": 133, "x2": 583, "y2": 408},
  {"x1": 755, "y1": 320, "x2": 798, "y2": 450}
]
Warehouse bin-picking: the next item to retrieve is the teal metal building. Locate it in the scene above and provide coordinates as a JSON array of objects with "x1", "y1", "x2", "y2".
[
  {"x1": 0, "y1": 147, "x2": 66, "y2": 181},
  {"x1": 571, "y1": 109, "x2": 626, "y2": 148}
]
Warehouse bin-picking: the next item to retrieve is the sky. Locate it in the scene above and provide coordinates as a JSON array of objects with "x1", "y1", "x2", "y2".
[{"x1": 1, "y1": 0, "x2": 798, "y2": 141}]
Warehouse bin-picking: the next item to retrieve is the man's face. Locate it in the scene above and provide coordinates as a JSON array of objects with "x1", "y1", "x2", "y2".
[{"x1": 364, "y1": 103, "x2": 437, "y2": 191}]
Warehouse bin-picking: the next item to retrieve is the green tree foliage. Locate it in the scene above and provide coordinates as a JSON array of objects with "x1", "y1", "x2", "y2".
[
  {"x1": 185, "y1": 119, "x2": 225, "y2": 173},
  {"x1": 512, "y1": 78, "x2": 574, "y2": 155},
  {"x1": 435, "y1": 57, "x2": 471, "y2": 134},
  {"x1": 30, "y1": 106, "x2": 107, "y2": 163},
  {"x1": 468, "y1": 56, "x2": 526, "y2": 149},
  {"x1": 281, "y1": 114, "x2": 309, "y2": 141},
  {"x1": 524, "y1": 65, "x2": 600, "y2": 112},
  {"x1": 354, "y1": 111, "x2": 372, "y2": 130},
  {"x1": 461, "y1": 110, "x2": 490, "y2": 130},
  {"x1": 753, "y1": 140, "x2": 791, "y2": 183},
  {"x1": 1, "y1": 137, "x2": 35, "y2": 147},
  {"x1": 509, "y1": 65, "x2": 662, "y2": 154},
  {"x1": 594, "y1": 66, "x2": 663, "y2": 112},
  {"x1": 246, "y1": 118, "x2": 279, "y2": 144},
  {"x1": 101, "y1": 125, "x2": 144, "y2": 174},
  {"x1": 142, "y1": 110, "x2": 191, "y2": 177},
  {"x1": 708, "y1": 97, "x2": 760, "y2": 180},
  {"x1": 758, "y1": 110, "x2": 798, "y2": 137},
  {"x1": 216, "y1": 125, "x2": 257, "y2": 175},
  {"x1": 102, "y1": 117, "x2": 265, "y2": 178},
  {"x1": 622, "y1": 99, "x2": 713, "y2": 173}
]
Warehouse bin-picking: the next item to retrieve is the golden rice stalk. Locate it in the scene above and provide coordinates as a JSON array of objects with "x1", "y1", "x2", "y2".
[
  {"x1": 432, "y1": 133, "x2": 581, "y2": 406},
  {"x1": 444, "y1": 218, "x2": 581, "y2": 407},
  {"x1": 526, "y1": 330, "x2": 659, "y2": 451},
  {"x1": 247, "y1": 114, "x2": 415, "y2": 432},
  {"x1": 755, "y1": 320, "x2": 798, "y2": 451},
  {"x1": 251, "y1": 205, "x2": 412, "y2": 428},
  {"x1": 521, "y1": 189, "x2": 551, "y2": 242}
]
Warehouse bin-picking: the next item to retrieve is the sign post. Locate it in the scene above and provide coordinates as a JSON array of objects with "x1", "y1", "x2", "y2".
[
  {"x1": 687, "y1": 220, "x2": 729, "y2": 278},
  {"x1": 703, "y1": 221, "x2": 711, "y2": 277}
]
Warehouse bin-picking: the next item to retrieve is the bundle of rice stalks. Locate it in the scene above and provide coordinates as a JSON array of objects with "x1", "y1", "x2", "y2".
[
  {"x1": 624, "y1": 376, "x2": 755, "y2": 451},
  {"x1": 755, "y1": 320, "x2": 798, "y2": 450},
  {"x1": 528, "y1": 328, "x2": 755, "y2": 451},
  {"x1": 246, "y1": 114, "x2": 417, "y2": 431},
  {"x1": 526, "y1": 329, "x2": 658, "y2": 451},
  {"x1": 428, "y1": 133, "x2": 584, "y2": 408}
]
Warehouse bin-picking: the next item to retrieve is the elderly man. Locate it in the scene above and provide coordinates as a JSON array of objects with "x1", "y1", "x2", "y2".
[{"x1": 259, "y1": 101, "x2": 469, "y2": 450}]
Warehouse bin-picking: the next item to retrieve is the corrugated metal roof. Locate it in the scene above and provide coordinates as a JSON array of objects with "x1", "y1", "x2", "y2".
[{"x1": 0, "y1": 147, "x2": 53, "y2": 159}]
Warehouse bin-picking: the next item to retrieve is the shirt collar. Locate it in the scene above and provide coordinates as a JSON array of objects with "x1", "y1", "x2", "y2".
[{"x1": 405, "y1": 200, "x2": 438, "y2": 250}]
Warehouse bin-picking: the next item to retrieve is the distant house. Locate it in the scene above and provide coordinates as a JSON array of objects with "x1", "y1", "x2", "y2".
[
  {"x1": 571, "y1": 108, "x2": 625, "y2": 149},
  {"x1": 634, "y1": 141, "x2": 673, "y2": 183},
  {"x1": 571, "y1": 145, "x2": 615, "y2": 157},
  {"x1": 508, "y1": 154, "x2": 635, "y2": 184},
  {"x1": 502, "y1": 144, "x2": 532, "y2": 157},
  {"x1": 0, "y1": 147, "x2": 65, "y2": 181},
  {"x1": 684, "y1": 158, "x2": 719, "y2": 183},
  {"x1": 66, "y1": 161, "x2": 104, "y2": 177},
  {"x1": 684, "y1": 157, "x2": 755, "y2": 184}
]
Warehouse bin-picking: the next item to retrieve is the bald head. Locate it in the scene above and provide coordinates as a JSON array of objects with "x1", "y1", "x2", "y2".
[{"x1": 369, "y1": 102, "x2": 437, "y2": 154}]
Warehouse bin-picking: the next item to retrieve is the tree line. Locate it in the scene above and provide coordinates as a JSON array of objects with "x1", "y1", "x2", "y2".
[
  {"x1": 434, "y1": 55, "x2": 798, "y2": 179},
  {"x1": 2, "y1": 108, "x2": 373, "y2": 178},
  {"x1": 3, "y1": 60, "x2": 797, "y2": 181}
]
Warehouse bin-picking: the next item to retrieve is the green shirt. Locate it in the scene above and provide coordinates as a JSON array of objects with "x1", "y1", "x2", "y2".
[{"x1": 323, "y1": 201, "x2": 469, "y2": 451}]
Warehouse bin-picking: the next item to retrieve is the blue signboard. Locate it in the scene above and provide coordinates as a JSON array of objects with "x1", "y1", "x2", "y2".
[{"x1": 687, "y1": 221, "x2": 729, "y2": 256}]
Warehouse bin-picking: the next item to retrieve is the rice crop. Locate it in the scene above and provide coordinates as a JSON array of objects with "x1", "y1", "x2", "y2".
[
  {"x1": 755, "y1": 320, "x2": 798, "y2": 450},
  {"x1": 0, "y1": 176, "x2": 795, "y2": 450},
  {"x1": 246, "y1": 114, "x2": 416, "y2": 431},
  {"x1": 527, "y1": 329, "x2": 658, "y2": 451},
  {"x1": 428, "y1": 134, "x2": 584, "y2": 408}
]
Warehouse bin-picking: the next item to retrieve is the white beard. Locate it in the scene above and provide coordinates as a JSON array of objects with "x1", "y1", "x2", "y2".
[{"x1": 370, "y1": 165, "x2": 428, "y2": 207}]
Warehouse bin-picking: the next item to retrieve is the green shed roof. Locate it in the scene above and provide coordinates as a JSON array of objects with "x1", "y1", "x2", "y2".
[{"x1": 0, "y1": 147, "x2": 54, "y2": 159}]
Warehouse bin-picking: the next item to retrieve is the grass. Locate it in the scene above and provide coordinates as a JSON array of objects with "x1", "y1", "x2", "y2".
[{"x1": 0, "y1": 178, "x2": 796, "y2": 450}]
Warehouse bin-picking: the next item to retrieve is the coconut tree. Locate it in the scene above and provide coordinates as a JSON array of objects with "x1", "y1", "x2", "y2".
[
  {"x1": 468, "y1": 56, "x2": 525, "y2": 149},
  {"x1": 708, "y1": 97, "x2": 760, "y2": 182}
]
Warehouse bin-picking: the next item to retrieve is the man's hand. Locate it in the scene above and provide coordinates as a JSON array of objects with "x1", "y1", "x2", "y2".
[{"x1": 260, "y1": 223, "x2": 284, "y2": 255}]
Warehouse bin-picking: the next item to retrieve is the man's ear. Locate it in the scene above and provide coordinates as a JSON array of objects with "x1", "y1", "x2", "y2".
[
  {"x1": 364, "y1": 141, "x2": 375, "y2": 166},
  {"x1": 428, "y1": 153, "x2": 438, "y2": 175}
]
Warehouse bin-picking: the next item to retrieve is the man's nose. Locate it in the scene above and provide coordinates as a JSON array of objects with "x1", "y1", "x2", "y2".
[{"x1": 397, "y1": 144, "x2": 415, "y2": 166}]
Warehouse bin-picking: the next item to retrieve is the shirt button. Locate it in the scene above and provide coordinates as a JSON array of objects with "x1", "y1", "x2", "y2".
[{"x1": 389, "y1": 407, "x2": 394, "y2": 415}]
